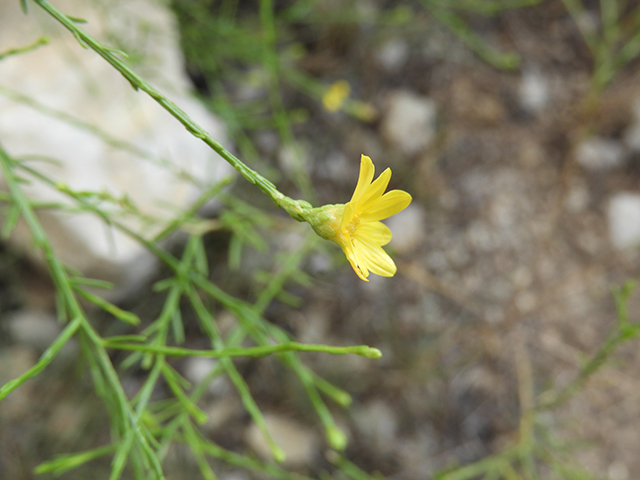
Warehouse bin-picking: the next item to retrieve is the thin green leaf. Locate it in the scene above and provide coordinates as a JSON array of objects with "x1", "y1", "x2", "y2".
[
  {"x1": 228, "y1": 234, "x2": 243, "y2": 270},
  {"x1": 193, "y1": 237, "x2": 209, "y2": 276},
  {"x1": 161, "y1": 363, "x2": 208, "y2": 425},
  {"x1": 170, "y1": 308, "x2": 185, "y2": 344},
  {"x1": 35, "y1": 444, "x2": 116, "y2": 475},
  {"x1": 75, "y1": 287, "x2": 141, "y2": 326},
  {"x1": 0, "y1": 316, "x2": 82, "y2": 402},
  {"x1": 102, "y1": 340, "x2": 382, "y2": 359},
  {"x1": 71, "y1": 276, "x2": 114, "y2": 290},
  {"x1": 426, "y1": 5, "x2": 520, "y2": 69},
  {"x1": 0, "y1": 36, "x2": 49, "y2": 61},
  {"x1": 1, "y1": 204, "x2": 21, "y2": 239}
]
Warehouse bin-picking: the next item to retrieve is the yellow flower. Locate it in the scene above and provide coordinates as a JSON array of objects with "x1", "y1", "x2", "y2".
[
  {"x1": 324, "y1": 155, "x2": 412, "y2": 281},
  {"x1": 322, "y1": 80, "x2": 351, "y2": 112}
]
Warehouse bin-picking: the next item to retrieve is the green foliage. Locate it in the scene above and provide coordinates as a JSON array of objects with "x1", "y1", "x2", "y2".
[
  {"x1": 0, "y1": 35, "x2": 49, "y2": 61},
  {"x1": 1, "y1": 139, "x2": 368, "y2": 477},
  {"x1": 0, "y1": 1, "x2": 381, "y2": 478},
  {"x1": 418, "y1": 0, "x2": 541, "y2": 70},
  {"x1": 561, "y1": 0, "x2": 640, "y2": 96},
  {"x1": 4, "y1": 0, "x2": 640, "y2": 479}
]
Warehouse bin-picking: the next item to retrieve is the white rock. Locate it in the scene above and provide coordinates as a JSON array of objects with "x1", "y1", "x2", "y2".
[
  {"x1": 574, "y1": 11, "x2": 599, "y2": 36},
  {"x1": 387, "y1": 204, "x2": 424, "y2": 254},
  {"x1": 519, "y1": 69, "x2": 549, "y2": 113},
  {"x1": 381, "y1": 90, "x2": 436, "y2": 156},
  {"x1": 183, "y1": 357, "x2": 229, "y2": 396},
  {"x1": 608, "y1": 460, "x2": 630, "y2": 480},
  {"x1": 0, "y1": 0, "x2": 233, "y2": 295},
  {"x1": 6, "y1": 309, "x2": 61, "y2": 350},
  {"x1": 608, "y1": 193, "x2": 640, "y2": 248},
  {"x1": 376, "y1": 38, "x2": 409, "y2": 72},
  {"x1": 576, "y1": 137, "x2": 625, "y2": 170},
  {"x1": 245, "y1": 414, "x2": 317, "y2": 467}
]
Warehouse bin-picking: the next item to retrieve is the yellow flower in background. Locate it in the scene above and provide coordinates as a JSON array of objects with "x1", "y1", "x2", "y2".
[
  {"x1": 322, "y1": 80, "x2": 351, "y2": 112},
  {"x1": 312, "y1": 155, "x2": 412, "y2": 281}
]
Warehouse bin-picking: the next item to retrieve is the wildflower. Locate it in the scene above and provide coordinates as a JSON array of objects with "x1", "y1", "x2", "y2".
[
  {"x1": 322, "y1": 80, "x2": 351, "y2": 112},
  {"x1": 304, "y1": 155, "x2": 412, "y2": 281}
]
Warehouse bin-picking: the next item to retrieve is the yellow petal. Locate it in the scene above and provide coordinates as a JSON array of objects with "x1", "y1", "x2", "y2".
[
  {"x1": 353, "y1": 221, "x2": 392, "y2": 246},
  {"x1": 360, "y1": 190, "x2": 412, "y2": 222},
  {"x1": 350, "y1": 155, "x2": 375, "y2": 204},
  {"x1": 353, "y1": 238, "x2": 397, "y2": 276},
  {"x1": 335, "y1": 230, "x2": 368, "y2": 281},
  {"x1": 356, "y1": 168, "x2": 391, "y2": 212},
  {"x1": 346, "y1": 251, "x2": 368, "y2": 281},
  {"x1": 341, "y1": 201, "x2": 355, "y2": 231},
  {"x1": 350, "y1": 243, "x2": 370, "y2": 280}
]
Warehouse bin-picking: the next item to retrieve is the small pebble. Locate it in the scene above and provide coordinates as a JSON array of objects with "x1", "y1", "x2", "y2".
[
  {"x1": 376, "y1": 38, "x2": 409, "y2": 71},
  {"x1": 7, "y1": 309, "x2": 61, "y2": 350},
  {"x1": 245, "y1": 414, "x2": 317, "y2": 467},
  {"x1": 381, "y1": 90, "x2": 437, "y2": 156},
  {"x1": 519, "y1": 69, "x2": 549, "y2": 113},
  {"x1": 183, "y1": 357, "x2": 229, "y2": 396},
  {"x1": 608, "y1": 192, "x2": 640, "y2": 248},
  {"x1": 576, "y1": 137, "x2": 625, "y2": 170}
]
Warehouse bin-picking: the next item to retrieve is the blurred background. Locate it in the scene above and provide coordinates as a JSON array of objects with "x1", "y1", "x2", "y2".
[{"x1": 3, "y1": 0, "x2": 640, "y2": 478}]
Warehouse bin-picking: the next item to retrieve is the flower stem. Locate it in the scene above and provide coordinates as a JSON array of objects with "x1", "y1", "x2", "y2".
[{"x1": 31, "y1": 0, "x2": 305, "y2": 217}]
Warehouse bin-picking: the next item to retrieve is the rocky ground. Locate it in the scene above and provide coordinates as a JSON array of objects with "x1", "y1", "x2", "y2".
[{"x1": 3, "y1": 0, "x2": 640, "y2": 479}]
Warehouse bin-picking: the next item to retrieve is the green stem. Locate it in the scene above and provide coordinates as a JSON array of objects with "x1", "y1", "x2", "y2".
[
  {"x1": 0, "y1": 35, "x2": 49, "y2": 60},
  {"x1": 102, "y1": 339, "x2": 381, "y2": 359},
  {"x1": 0, "y1": 316, "x2": 82, "y2": 402},
  {"x1": 31, "y1": 0, "x2": 307, "y2": 217},
  {"x1": 17, "y1": 161, "x2": 360, "y2": 449},
  {"x1": 259, "y1": 0, "x2": 315, "y2": 202},
  {"x1": 0, "y1": 145, "x2": 165, "y2": 480},
  {"x1": 186, "y1": 283, "x2": 286, "y2": 463}
]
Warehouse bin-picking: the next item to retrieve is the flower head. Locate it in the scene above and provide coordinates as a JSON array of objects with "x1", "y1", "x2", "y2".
[
  {"x1": 308, "y1": 155, "x2": 412, "y2": 281},
  {"x1": 322, "y1": 80, "x2": 351, "y2": 112}
]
